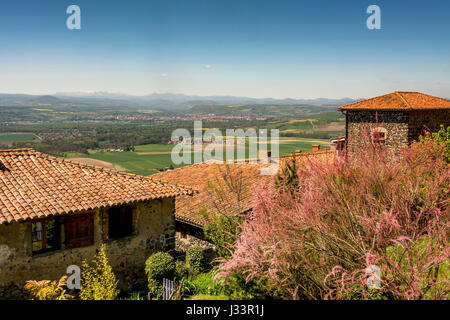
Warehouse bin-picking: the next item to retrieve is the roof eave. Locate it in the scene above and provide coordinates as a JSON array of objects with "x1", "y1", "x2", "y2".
[
  {"x1": 340, "y1": 107, "x2": 449, "y2": 111},
  {"x1": 339, "y1": 108, "x2": 411, "y2": 111}
]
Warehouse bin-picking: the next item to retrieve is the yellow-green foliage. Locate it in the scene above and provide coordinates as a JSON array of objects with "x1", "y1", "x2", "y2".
[
  {"x1": 419, "y1": 125, "x2": 450, "y2": 162},
  {"x1": 24, "y1": 276, "x2": 72, "y2": 300},
  {"x1": 80, "y1": 245, "x2": 119, "y2": 300}
]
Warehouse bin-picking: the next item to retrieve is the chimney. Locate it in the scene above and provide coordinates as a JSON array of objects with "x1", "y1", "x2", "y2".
[
  {"x1": 258, "y1": 150, "x2": 271, "y2": 163},
  {"x1": 258, "y1": 150, "x2": 269, "y2": 163},
  {"x1": 312, "y1": 144, "x2": 320, "y2": 152}
]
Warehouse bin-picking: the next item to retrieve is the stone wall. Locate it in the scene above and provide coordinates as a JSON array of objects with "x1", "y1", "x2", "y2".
[
  {"x1": 346, "y1": 110, "x2": 410, "y2": 154},
  {"x1": 175, "y1": 232, "x2": 214, "y2": 253},
  {"x1": 174, "y1": 231, "x2": 216, "y2": 266},
  {"x1": 176, "y1": 220, "x2": 206, "y2": 241},
  {"x1": 346, "y1": 110, "x2": 450, "y2": 156},
  {"x1": 0, "y1": 197, "x2": 175, "y2": 299},
  {"x1": 408, "y1": 110, "x2": 450, "y2": 142}
]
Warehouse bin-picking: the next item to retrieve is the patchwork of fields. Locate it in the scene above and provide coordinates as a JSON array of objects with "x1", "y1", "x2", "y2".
[
  {"x1": 65, "y1": 137, "x2": 332, "y2": 176},
  {"x1": 1, "y1": 111, "x2": 343, "y2": 176}
]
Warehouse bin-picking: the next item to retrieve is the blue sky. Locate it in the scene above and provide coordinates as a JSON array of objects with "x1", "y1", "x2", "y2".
[{"x1": 0, "y1": 0, "x2": 449, "y2": 99}]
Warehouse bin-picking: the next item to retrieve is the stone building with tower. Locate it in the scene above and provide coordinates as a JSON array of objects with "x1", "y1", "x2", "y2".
[{"x1": 338, "y1": 91, "x2": 450, "y2": 154}]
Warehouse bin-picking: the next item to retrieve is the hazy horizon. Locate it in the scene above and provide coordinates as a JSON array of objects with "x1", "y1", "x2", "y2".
[{"x1": 0, "y1": 90, "x2": 361, "y2": 100}]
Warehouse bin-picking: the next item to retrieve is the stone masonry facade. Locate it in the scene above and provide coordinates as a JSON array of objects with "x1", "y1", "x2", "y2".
[
  {"x1": 346, "y1": 109, "x2": 450, "y2": 154},
  {"x1": 0, "y1": 197, "x2": 176, "y2": 299}
]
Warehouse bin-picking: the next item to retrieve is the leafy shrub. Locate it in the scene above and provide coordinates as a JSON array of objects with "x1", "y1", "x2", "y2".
[
  {"x1": 175, "y1": 260, "x2": 189, "y2": 279},
  {"x1": 204, "y1": 215, "x2": 241, "y2": 260},
  {"x1": 145, "y1": 252, "x2": 176, "y2": 282},
  {"x1": 419, "y1": 125, "x2": 450, "y2": 162},
  {"x1": 80, "y1": 245, "x2": 119, "y2": 300},
  {"x1": 25, "y1": 276, "x2": 72, "y2": 300},
  {"x1": 186, "y1": 247, "x2": 207, "y2": 275},
  {"x1": 145, "y1": 252, "x2": 175, "y2": 298},
  {"x1": 219, "y1": 128, "x2": 450, "y2": 300},
  {"x1": 222, "y1": 273, "x2": 271, "y2": 300}
]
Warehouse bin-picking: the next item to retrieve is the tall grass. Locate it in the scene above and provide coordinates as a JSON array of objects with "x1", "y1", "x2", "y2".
[{"x1": 218, "y1": 128, "x2": 449, "y2": 300}]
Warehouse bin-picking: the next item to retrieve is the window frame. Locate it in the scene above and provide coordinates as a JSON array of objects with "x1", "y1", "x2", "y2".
[
  {"x1": 372, "y1": 127, "x2": 387, "y2": 145},
  {"x1": 31, "y1": 217, "x2": 61, "y2": 255}
]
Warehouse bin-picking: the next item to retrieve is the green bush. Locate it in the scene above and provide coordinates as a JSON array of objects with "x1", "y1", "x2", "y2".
[
  {"x1": 145, "y1": 252, "x2": 175, "y2": 298},
  {"x1": 419, "y1": 125, "x2": 450, "y2": 162},
  {"x1": 184, "y1": 272, "x2": 224, "y2": 296},
  {"x1": 175, "y1": 260, "x2": 189, "y2": 279},
  {"x1": 186, "y1": 247, "x2": 206, "y2": 275},
  {"x1": 222, "y1": 273, "x2": 270, "y2": 300},
  {"x1": 145, "y1": 252, "x2": 175, "y2": 282},
  {"x1": 204, "y1": 215, "x2": 241, "y2": 259}
]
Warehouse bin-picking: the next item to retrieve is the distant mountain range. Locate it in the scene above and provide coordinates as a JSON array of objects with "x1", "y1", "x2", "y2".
[{"x1": 0, "y1": 92, "x2": 361, "y2": 112}]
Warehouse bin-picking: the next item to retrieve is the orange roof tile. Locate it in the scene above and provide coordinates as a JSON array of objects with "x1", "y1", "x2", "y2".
[
  {"x1": 152, "y1": 161, "x2": 273, "y2": 227},
  {"x1": 339, "y1": 92, "x2": 450, "y2": 111},
  {"x1": 0, "y1": 148, "x2": 194, "y2": 224}
]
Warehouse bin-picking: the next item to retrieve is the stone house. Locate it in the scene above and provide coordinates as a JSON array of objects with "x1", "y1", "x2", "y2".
[
  {"x1": 339, "y1": 91, "x2": 450, "y2": 154},
  {"x1": 0, "y1": 148, "x2": 193, "y2": 299}
]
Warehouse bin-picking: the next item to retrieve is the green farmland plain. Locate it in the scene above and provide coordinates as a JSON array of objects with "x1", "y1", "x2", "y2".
[
  {"x1": 0, "y1": 133, "x2": 39, "y2": 143},
  {"x1": 66, "y1": 137, "x2": 330, "y2": 176}
]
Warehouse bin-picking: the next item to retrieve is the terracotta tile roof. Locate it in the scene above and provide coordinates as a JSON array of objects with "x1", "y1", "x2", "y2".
[
  {"x1": 0, "y1": 148, "x2": 194, "y2": 224},
  {"x1": 153, "y1": 151, "x2": 334, "y2": 227},
  {"x1": 152, "y1": 161, "x2": 274, "y2": 227},
  {"x1": 286, "y1": 149, "x2": 334, "y2": 159},
  {"x1": 339, "y1": 92, "x2": 450, "y2": 111}
]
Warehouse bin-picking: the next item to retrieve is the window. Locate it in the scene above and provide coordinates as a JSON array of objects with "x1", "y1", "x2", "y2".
[
  {"x1": 108, "y1": 205, "x2": 133, "y2": 238},
  {"x1": 65, "y1": 214, "x2": 94, "y2": 249},
  {"x1": 373, "y1": 127, "x2": 387, "y2": 145},
  {"x1": 32, "y1": 218, "x2": 61, "y2": 255}
]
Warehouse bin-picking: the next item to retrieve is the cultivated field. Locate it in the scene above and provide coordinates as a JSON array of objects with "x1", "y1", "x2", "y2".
[
  {"x1": 0, "y1": 133, "x2": 39, "y2": 145},
  {"x1": 66, "y1": 137, "x2": 331, "y2": 176},
  {"x1": 69, "y1": 158, "x2": 126, "y2": 172}
]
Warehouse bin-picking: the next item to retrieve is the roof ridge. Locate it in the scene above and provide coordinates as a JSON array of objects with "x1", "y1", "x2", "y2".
[
  {"x1": 63, "y1": 157, "x2": 153, "y2": 180},
  {"x1": 338, "y1": 92, "x2": 396, "y2": 109},
  {"x1": 403, "y1": 91, "x2": 450, "y2": 102},
  {"x1": 339, "y1": 91, "x2": 450, "y2": 110},
  {"x1": 0, "y1": 148, "x2": 160, "y2": 183},
  {"x1": 0, "y1": 148, "x2": 35, "y2": 153},
  {"x1": 394, "y1": 91, "x2": 412, "y2": 109}
]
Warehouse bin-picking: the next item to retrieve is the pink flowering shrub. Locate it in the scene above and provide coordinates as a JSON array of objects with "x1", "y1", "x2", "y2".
[{"x1": 218, "y1": 130, "x2": 449, "y2": 300}]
